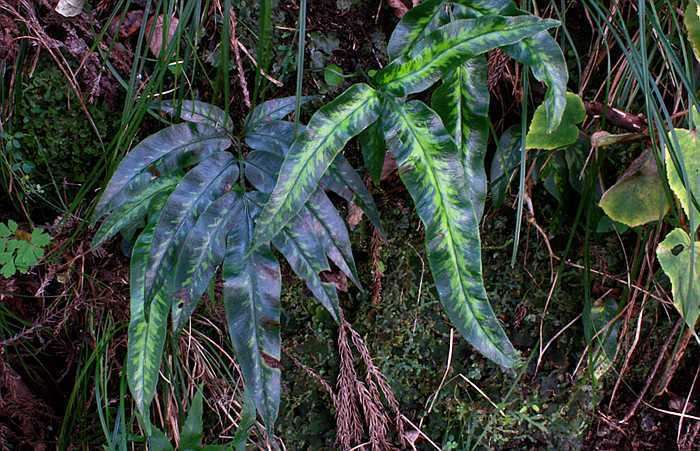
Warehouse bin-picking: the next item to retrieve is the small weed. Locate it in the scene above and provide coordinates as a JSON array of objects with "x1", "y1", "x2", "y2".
[{"x1": 0, "y1": 219, "x2": 51, "y2": 277}]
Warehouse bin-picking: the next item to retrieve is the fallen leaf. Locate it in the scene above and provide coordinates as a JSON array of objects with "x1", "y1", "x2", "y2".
[{"x1": 146, "y1": 15, "x2": 179, "y2": 57}]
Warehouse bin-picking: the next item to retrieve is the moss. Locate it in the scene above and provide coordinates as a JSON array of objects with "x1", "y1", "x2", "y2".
[
  {"x1": 11, "y1": 65, "x2": 116, "y2": 187},
  {"x1": 277, "y1": 188, "x2": 605, "y2": 449}
]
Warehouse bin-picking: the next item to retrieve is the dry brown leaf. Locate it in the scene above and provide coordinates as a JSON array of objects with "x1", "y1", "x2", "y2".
[{"x1": 146, "y1": 14, "x2": 178, "y2": 57}]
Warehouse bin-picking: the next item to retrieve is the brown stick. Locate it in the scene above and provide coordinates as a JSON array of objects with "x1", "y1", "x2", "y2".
[
  {"x1": 654, "y1": 326, "x2": 695, "y2": 396},
  {"x1": 585, "y1": 101, "x2": 647, "y2": 132},
  {"x1": 621, "y1": 318, "x2": 683, "y2": 423}
]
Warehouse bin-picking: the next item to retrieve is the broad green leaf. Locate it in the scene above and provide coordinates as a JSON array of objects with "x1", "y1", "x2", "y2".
[
  {"x1": 148, "y1": 428, "x2": 174, "y2": 451},
  {"x1": 94, "y1": 123, "x2": 230, "y2": 219},
  {"x1": 685, "y1": 1, "x2": 700, "y2": 62},
  {"x1": 224, "y1": 193, "x2": 282, "y2": 428},
  {"x1": 375, "y1": 16, "x2": 559, "y2": 96},
  {"x1": 665, "y1": 127, "x2": 700, "y2": 234},
  {"x1": 431, "y1": 57, "x2": 489, "y2": 219},
  {"x1": 324, "y1": 64, "x2": 345, "y2": 87},
  {"x1": 540, "y1": 152, "x2": 570, "y2": 204},
  {"x1": 1, "y1": 259, "x2": 15, "y2": 278},
  {"x1": 382, "y1": 98, "x2": 518, "y2": 368},
  {"x1": 244, "y1": 122, "x2": 293, "y2": 193},
  {"x1": 145, "y1": 152, "x2": 238, "y2": 302},
  {"x1": 159, "y1": 100, "x2": 233, "y2": 131},
  {"x1": 657, "y1": 228, "x2": 699, "y2": 333},
  {"x1": 387, "y1": 0, "x2": 517, "y2": 60},
  {"x1": 14, "y1": 241, "x2": 41, "y2": 269},
  {"x1": 180, "y1": 389, "x2": 204, "y2": 449},
  {"x1": 253, "y1": 83, "x2": 381, "y2": 246},
  {"x1": 127, "y1": 223, "x2": 171, "y2": 421},
  {"x1": 503, "y1": 31, "x2": 568, "y2": 132},
  {"x1": 92, "y1": 177, "x2": 179, "y2": 248},
  {"x1": 0, "y1": 223, "x2": 11, "y2": 238},
  {"x1": 489, "y1": 125, "x2": 522, "y2": 209},
  {"x1": 245, "y1": 96, "x2": 315, "y2": 131},
  {"x1": 525, "y1": 92, "x2": 585, "y2": 149},
  {"x1": 244, "y1": 122, "x2": 379, "y2": 236},
  {"x1": 595, "y1": 215, "x2": 629, "y2": 235},
  {"x1": 30, "y1": 228, "x2": 51, "y2": 247},
  {"x1": 169, "y1": 191, "x2": 244, "y2": 331},
  {"x1": 599, "y1": 150, "x2": 670, "y2": 228},
  {"x1": 359, "y1": 120, "x2": 386, "y2": 185},
  {"x1": 451, "y1": 0, "x2": 517, "y2": 16}
]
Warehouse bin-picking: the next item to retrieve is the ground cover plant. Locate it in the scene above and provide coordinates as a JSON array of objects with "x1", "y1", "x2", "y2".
[{"x1": 0, "y1": 0, "x2": 699, "y2": 449}]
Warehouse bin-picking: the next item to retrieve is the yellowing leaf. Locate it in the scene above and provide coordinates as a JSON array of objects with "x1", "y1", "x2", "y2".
[
  {"x1": 657, "y1": 228, "x2": 700, "y2": 333},
  {"x1": 526, "y1": 92, "x2": 585, "y2": 150},
  {"x1": 599, "y1": 149, "x2": 670, "y2": 227},
  {"x1": 684, "y1": 1, "x2": 700, "y2": 62},
  {"x1": 665, "y1": 127, "x2": 700, "y2": 233}
]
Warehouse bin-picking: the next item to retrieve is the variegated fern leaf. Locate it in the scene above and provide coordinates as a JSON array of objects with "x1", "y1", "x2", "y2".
[
  {"x1": 92, "y1": 97, "x2": 380, "y2": 431},
  {"x1": 92, "y1": 0, "x2": 569, "y2": 436},
  {"x1": 252, "y1": 0, "x2": 568, "y2": 371}
]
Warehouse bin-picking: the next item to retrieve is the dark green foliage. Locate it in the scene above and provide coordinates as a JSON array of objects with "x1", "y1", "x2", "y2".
[
  {"x1": 254, "y1": 0, "x2": 568, "y2": 370},
  {"x1": 92, "y1": 99, "x2": 378, "y2": 433},
  {"x1": 10, "y1": 65, "x2": 115, "y2": 185}
]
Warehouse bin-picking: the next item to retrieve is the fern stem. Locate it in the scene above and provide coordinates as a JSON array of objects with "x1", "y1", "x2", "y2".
[
  {"x1": 293, "y1": 0, "x2": 307, "y2": 137},
  {"x1": 511, "y1": 66, "x2": 528, "y2": 267}
]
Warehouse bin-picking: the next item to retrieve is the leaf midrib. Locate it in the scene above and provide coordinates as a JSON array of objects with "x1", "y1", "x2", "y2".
[
  {"x1": 148, "y1": 159, "x2": 236, "y2": 294},
  {"x1": 383, "y1": 19, "x2": 544, "y2": 89},
  {"x1": 100, "y1": 127, "x2": 229, "y2": 212},
  {"x1": 241, "y1": 203, "x2": 276, "y2": 421},
  {"x1": 396, "y1": 104, "x2": 510, "y2": 360},
  {"x1": 257, "y1": 89, "x2": 376, "y2": 242}
]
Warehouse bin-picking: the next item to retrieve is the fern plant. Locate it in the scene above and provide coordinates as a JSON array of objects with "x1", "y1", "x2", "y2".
[
  {"x1": 252, "y1": 0, "x2": 568, "y2": 370},
  {"x1": 93, "y1": 0, "x2": 569, "y2": 436},
  {"x1": 91, "y1": 97, "x2": 380, "y2": 432}
]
